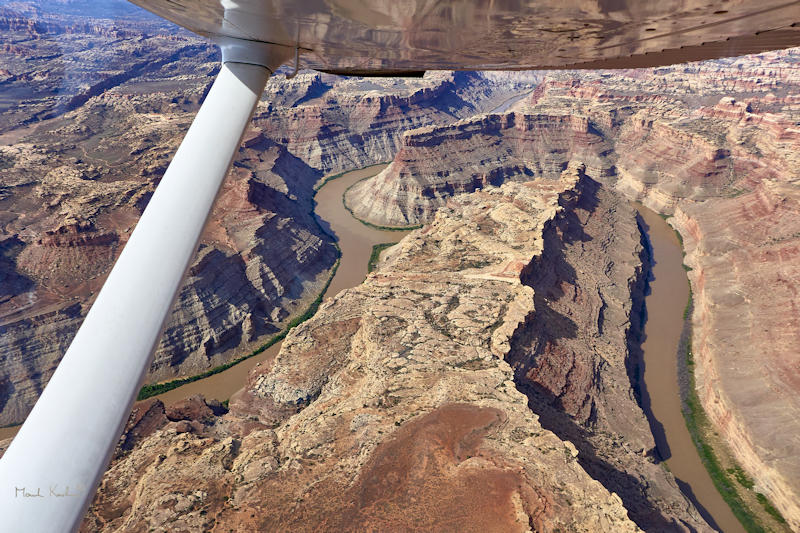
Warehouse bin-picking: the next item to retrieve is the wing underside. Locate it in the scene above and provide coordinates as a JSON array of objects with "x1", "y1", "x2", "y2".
[{"x1": 131, "y1": 0, "x2": 800, "y2": 72}]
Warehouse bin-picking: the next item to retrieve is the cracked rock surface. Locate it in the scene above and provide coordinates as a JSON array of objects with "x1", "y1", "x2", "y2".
[{"x1": 81, "y1": 166, "x2": 707, "y2": 531}]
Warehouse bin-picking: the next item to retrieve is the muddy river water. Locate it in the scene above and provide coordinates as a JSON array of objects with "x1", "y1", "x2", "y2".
[
  {"x1": 0, "y1": 171, "x2": 744, "y2": 533},
  {"x1": 0, "y1": 165, "x2": 404, "y2": 439},
  {"x1": 636, "y1": 205, "x2": 743, "y2": 533},
  {"x1": 146, "y1": 164, "x2": 407, "y2": 407}
]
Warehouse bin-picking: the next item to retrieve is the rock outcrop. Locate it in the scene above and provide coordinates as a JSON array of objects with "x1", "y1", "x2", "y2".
[
  {"x1": 344, "y1": 50, "x2": 800, "y2": 527},
  {"x1": 345, "y1": 91, "x2": 796, "y2": 228},
  {"x1": 0, "y1": 6, "x2": 534, "y2": 426},
  {"x1": 4, "y1": 3, "x2": 799, "y2": 528},
  {"x1": 0, "y1": 97, "x2": 338, "y2": 424},
  {"x1": 82, "y1": 168, "x2": 713, "y2": 531}
]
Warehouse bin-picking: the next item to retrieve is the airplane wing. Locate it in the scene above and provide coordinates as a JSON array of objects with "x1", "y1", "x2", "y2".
[
  {"x1": 129, "y1": 0, "x2": 800, "y2": 72},
  {"x1": 3, "y1": 1, "x2": 800, "y2": 531}
]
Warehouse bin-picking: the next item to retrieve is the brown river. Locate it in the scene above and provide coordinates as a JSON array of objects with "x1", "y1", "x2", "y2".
[
  {"x1": 636, "y1": 205, "x2": 743, "y2": 533},
  {"x1": 0, "y1": 170, "x2": 743, "y2": 532},
  {"x1": 0, "y1": 163, "x2": 402, "y2": 440},
  {"x1": 138, "y1": 164, "x2": 406, "y2": 407}
]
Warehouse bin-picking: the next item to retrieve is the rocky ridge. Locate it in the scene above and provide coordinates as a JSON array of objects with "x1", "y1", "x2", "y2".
[
  {"x1": 346, "y1": 64, "x2": 800, "y2": 227},
  {"x1": 344, "y1": 49, "x2": 800, "y2": 527},
  {"x1": 1, "y1": 4, "x2": 796, "y2": 529},
  {"x1": 79, "y1": 167, "x2": 709, "y2": 531},
  {"x1": 506, "y1": 166, "x2": 707, "y2": 531}
]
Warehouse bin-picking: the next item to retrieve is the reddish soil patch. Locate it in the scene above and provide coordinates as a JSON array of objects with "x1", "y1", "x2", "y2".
[{"x1": 245, "y1": 403, "x2": 546, "y2": 532}]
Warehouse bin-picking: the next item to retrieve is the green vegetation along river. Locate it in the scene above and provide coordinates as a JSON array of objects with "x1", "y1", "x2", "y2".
[
  {"x1": 0, "y1": 164, "x2": 410, "y2": 440},
  {"x1": 636, "y1": 204, "x2": 743, "y2": 533},
  {"x1": 147, "y1": 164, "x2": 411, "y2": 406}
]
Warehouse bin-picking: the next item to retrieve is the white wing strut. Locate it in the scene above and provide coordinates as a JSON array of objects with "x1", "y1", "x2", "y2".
[{"x1": 0, "y1": 43, "x2": 290, "y2": 531}]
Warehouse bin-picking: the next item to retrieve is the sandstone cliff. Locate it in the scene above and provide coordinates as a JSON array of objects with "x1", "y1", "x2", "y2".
[
  {"x1": 80, "y1": 169, "x2": 703, "y2": 531},
  {"x1": 345, "y1": 112, "x2": 611, "y2": 226},
  {"x1": 345, "y1": 89, "x2": 797, "y2": 227},
  {"x1": 4, "y1": 3, "x2": 798, "y2": 527},
  {"x1": 673, "y1": 182, "x2": 800, "y2": 530},
  {"x1": 343, "y1": 51, "x2": 800, "y2": 527},
  {"x1": 255, "y1": 70, "x2": 538, "y2": 176},
  {"x1": 0, "y1": 6, "x2": 533, "y2": 426}
]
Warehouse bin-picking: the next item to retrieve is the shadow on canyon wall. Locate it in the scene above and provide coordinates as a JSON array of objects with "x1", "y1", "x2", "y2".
[{"x1": 507, "y1": 178, "x2": 704, "y2": 532}]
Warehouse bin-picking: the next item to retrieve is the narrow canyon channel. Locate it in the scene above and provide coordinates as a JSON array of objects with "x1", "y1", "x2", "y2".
[{"x1": 636, "y1": 205, "x2": 744, "y2": 533}]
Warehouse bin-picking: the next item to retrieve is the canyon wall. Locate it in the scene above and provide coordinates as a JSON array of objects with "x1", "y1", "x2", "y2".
[
  {"x1": 80, "y1": 168, "x2": 708, "y2": 532},
  {"x1": 344, "y1": 52, "x2": 800, "y2": 527},
  {"x1": 0, "y1": 6, "x2": 534, "y2": 426},
  {"x1": 346, "y1": 84, "x2": 794, "y2": 228},
  {"x1": 0, "y1": 97, "x2": 339, "y2": 424},
  {"x1": 345, "y1": 112, "x2": 611, "y2": 226},
  {"x1": 673, "y1": 182, "x2": 800, "y2": 530},
  {"x1": 256, "y1": 70, "x2": 538, "y2": 176},
  {"x1": 2, "y1": 3, "x2": 798, "y2": 527}
]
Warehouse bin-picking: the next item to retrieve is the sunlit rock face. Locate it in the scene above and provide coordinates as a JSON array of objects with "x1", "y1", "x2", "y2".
[
  {"x1": 673, "y1": 183, "x2": 800, "y2": 531},
  {"x1": 345, "y1": 50, "x2": 800, "y2": 528},
  {"x1": 345, "y1": 112, "x2": 611, "y2": 226},
  {"x1": 0, "y1": 4, "x2": 536, "y2": 426},
  {"x1": 347, "y1": 55, "x2": 800, "y2": 228},
  {"x1": 255, "y1": 70, "x2": 541, "y2": 175},
  {"x1": 82, "y1": 168, "x2": 714, "y2": 532}
]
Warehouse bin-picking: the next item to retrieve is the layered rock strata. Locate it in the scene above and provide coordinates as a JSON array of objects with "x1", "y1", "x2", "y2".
[
  {"x1": 345, "y1": 96, "x2": 793, "y2": 227},
  {"x1": 344, "y1": 52, "x2": 800, "y2": 523},
  {"x1": 347, "y1": 51, "x2": 800, "y2": 228},
  {"x1": 256, "y1": 70, "x2": 539, "y2": 176},
  {"x1": 0, "y1": 5, "x2": 534, "y2": 426},
  {"x1": 345, "y1": 112, "x2": 611, "y2": 226},
  {"x1": 80, "y1": 167, "x2": 709, "y2": 531},
  {"x1": 673, "y1": 182, "x2": 800, "y2": 530},
  {"x1": 0, "y1": 100, "x2": 338, "y2": 424}
]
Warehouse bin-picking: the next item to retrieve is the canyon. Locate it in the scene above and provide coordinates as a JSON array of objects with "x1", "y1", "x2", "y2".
[
  {"x1": 0, "y1": 2, "x2": 535, "y2": 427},
  {"x1": 0, "y1": 2, "x2": 799, "y2": 532},
  {"x1": 346, "y1": 52, "x2": 800, "y2": 530},
  {"x1": 79, "y1": 167, "x2": 709, "y2": 532}
]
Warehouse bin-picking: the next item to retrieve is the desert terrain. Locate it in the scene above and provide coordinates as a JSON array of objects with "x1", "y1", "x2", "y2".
[
  {"x1": 0, "y1": 1, "x2": 798, "y2": 532},
  {"x1": 0, "y1": 1, "x2": 534, "y2": 427},
  {"x1": 347, "y1": 53, "x2": 800, "y2": 530}
]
